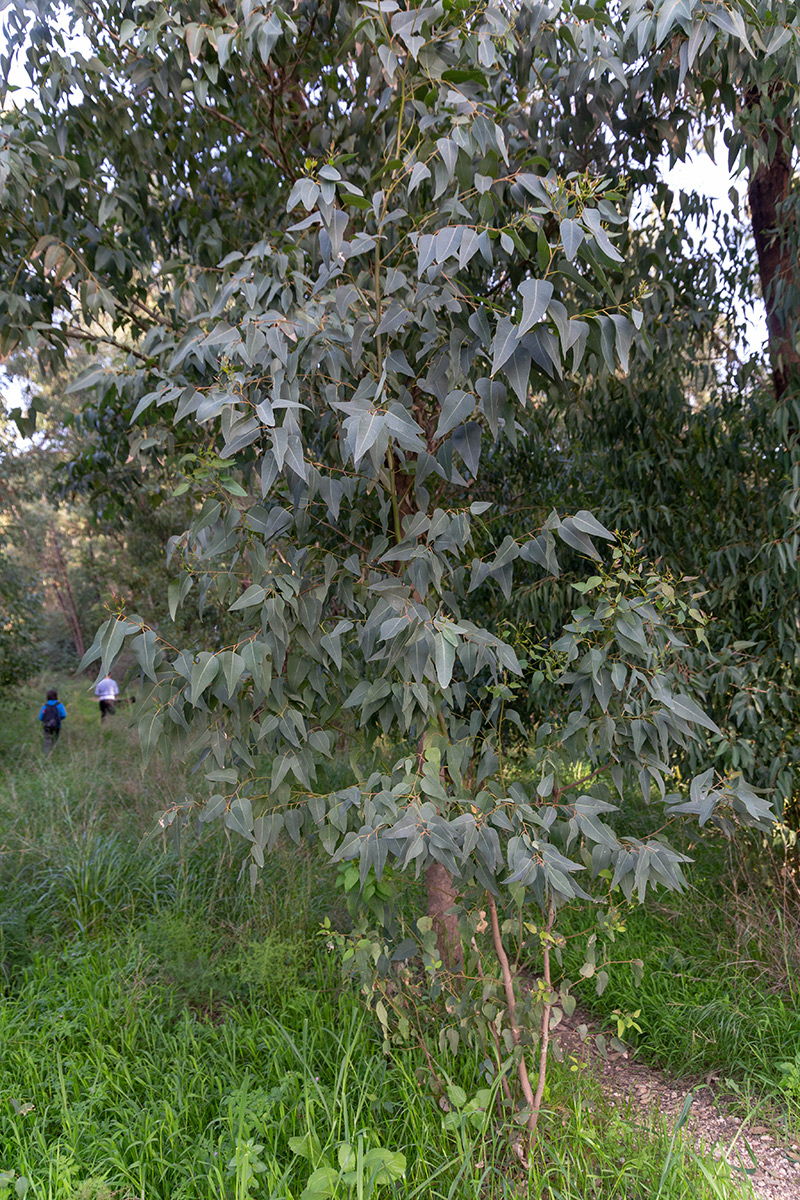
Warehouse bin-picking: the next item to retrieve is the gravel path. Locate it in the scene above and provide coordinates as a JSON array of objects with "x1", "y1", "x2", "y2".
[{"x1": 553, "y1": 1011, "x2": 800, "y2": 1200}]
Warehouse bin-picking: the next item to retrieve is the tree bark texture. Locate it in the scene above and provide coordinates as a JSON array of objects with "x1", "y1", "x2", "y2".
[
  {"x1": 746, "y1": 101, "x2": 799, "y2": 408},
  {"x1": 48, "y1": 522, "x2": 85, "y2": 659},
  {"x1": 425, "y1": 860, "x2": 463, "y2": 973}
]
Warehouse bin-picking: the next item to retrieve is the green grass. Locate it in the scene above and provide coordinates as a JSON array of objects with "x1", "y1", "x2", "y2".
[
  {"x1": 553, "y1": 822, "x2": 800, "y2": 1132},
  {"x1": 0, "y1": 678, "x2": 769, "y2": 1197},
  {"x1": 0, "y1": 938, "x2": 751, "y2": 1200},
  {"x1": 563, "y1": 890, "x2": 800, "y2": 1075}
]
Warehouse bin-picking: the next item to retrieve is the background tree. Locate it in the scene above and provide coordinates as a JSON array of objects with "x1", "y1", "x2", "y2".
[
  {"x1": 473, "y1": 184, "x2": 800, "y2": 818},
  {"x1": 0, "y1": 348, "x2": 213, "y2": 671},
  {"x1": 0, "y1": 474, "x2": 41, "y2": 690}
]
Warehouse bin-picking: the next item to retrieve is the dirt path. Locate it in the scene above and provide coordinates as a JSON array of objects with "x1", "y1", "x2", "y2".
[{"x1": 554, "y1": 1011, "x2": 800, "y2": 1200}]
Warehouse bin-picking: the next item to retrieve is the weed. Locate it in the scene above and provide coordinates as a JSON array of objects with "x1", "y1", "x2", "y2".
[
  {"x1": 776, "y1": 1051, "x2": 800, "y2": 1102},
  {"x1": 71, "y1": 1180, "x2": 117, "y2": 1200}
]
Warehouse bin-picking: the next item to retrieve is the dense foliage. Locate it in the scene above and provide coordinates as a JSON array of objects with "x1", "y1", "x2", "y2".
[
  {"x1": 2, "y1": 0, "x2": 798, "y2": 1138},
  {"x1": 0, "y1": 425, "x2": 44, "y2": 687},
  {"x1": 0, "y1": 545, "x2": 39, "y2": 688}
]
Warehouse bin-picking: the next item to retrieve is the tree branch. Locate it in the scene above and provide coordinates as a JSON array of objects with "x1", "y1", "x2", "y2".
[
  {"x1": 487, "y1": 893, "x2": 537, "y2": 1142},
  {"x1": 529, "y1": 898, "x2": 555, "y2": 1142},
  {"x1": 59, "y1": 327, "x2": 150, "y2": 364}
]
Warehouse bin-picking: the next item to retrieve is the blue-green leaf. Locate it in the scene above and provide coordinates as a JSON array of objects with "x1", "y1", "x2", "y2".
[
  {"x1": 230, "y1": 584, "x2": 267, "y2": 611},
  {"x1": 517, "y1": 279, "x2": 553, "y2": 338}
]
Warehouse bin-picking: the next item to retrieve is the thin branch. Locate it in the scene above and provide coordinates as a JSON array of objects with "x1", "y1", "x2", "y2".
[
  {"x1": 127, "y1": 295, "x2": 176, "y2": 330},
  {"x1": 529, "y1": 898, "x2": 555, "y2": 1142},
  {"x1": 196, "y1": 100, "x2": 282, "y2": 174},
  {"x1": 59, "y1": 327, "x2": 150, "y2": 363},
  {"x1": 553, "y1": 761, "x2": 609, "y2": 802},
  {"x1": 487, "y1": 893, "x2": 537, "y2": 1141},
  {"x1": 471, "y1": 934, "x2": 513, "y2": 1109}
]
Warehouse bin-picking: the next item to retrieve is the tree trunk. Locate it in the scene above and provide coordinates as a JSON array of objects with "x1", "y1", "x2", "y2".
[
  {"x1": 425, "y1": 860, "x2": 463, "y2": 973},
  {"x1": 415, "y1": 728, "x2": 464, "y2": 974},
  {"x1": 745, "y1": 100, "x2": 799, "y2": 408},
  {"x1": 48, "y1": 522, "x2": 85, "y2": 659}
]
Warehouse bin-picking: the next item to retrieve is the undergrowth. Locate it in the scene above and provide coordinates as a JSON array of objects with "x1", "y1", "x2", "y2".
[
  {"x1": 557, "y1": 817, "x2": 800, "y2": 1132},
  {"x1": 0, "y1": 938, "x2": 751, "y2": 1200},
  {"x1": 0, "y1": 677, "x2": 789, "y2": 1196}
]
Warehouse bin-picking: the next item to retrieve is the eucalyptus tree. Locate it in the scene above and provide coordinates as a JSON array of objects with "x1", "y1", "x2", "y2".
[
  {"x1": 467, "y1": 0, "x2": 800, "y2": 824},
  {"x1": 0, "y1": 0, "x2": 781, "y2": 1137},
  {"x1": 0, "y1": 553, "x2": 38, "y2": 688}
]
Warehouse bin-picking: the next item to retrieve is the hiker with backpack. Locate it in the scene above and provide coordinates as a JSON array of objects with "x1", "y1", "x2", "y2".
[{"x1": 39, "y1": 689, "x2": 66, "y2": 752}]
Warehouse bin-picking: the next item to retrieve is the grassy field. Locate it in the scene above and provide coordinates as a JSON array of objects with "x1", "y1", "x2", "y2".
[{"x1": 1, "y1": 675, "x2": 795, "y2": 1198}]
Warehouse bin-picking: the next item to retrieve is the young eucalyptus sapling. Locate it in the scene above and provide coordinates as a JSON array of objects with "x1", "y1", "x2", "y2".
[{"x1": 3, "y1": 0, "x2": 779, "y2": 1144}]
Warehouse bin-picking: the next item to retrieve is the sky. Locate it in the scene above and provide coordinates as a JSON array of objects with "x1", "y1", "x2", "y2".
[
  {"x1": 0, "y1": 15, "x2": 769, "y2": 424},
  {"x1": 660, "y1": 151, "x2": 768, "y2": 353}
]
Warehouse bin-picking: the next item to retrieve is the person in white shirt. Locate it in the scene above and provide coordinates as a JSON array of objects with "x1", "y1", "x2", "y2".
[{"x1": 94, "y1": 675, "x2": 120, "y2": 720}]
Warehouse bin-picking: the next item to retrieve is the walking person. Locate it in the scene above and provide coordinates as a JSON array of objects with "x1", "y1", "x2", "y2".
[
  {"x1": 39, "y1": 688, "x2": 66, "y2": 752},
  {"x1": 94, "y1": 674, "x2": 120, "y2": 720}
]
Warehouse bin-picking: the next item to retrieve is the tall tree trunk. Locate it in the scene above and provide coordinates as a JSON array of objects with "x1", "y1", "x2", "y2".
[
  {"x1": 48, "y1": 522, "x2": 85, "y2": 659},
  {"x1": 745, "y1": 99, "x2": 799, "y2": 408},
  {"x1": 425, "y1": 861, "x2": 463, "y2": 973}
]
